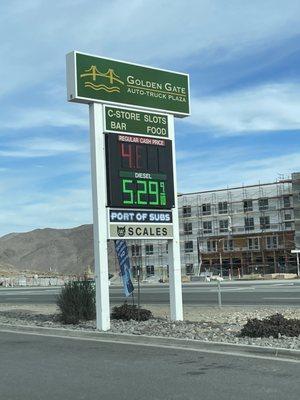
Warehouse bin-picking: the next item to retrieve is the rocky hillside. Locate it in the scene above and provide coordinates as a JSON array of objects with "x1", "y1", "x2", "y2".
[{"x1": 0, "y1": 225, "x2": 118, "y2": 275}]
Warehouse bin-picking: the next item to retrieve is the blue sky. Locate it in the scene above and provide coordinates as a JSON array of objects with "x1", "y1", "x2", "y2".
[{"x1": 1, "y1": 0, "x2": 300, "y2": 236}]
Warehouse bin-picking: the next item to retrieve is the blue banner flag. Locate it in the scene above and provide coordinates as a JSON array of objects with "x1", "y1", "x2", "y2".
[{"x1": 114, "y1": 240, "x2": 134, "y2": 297}]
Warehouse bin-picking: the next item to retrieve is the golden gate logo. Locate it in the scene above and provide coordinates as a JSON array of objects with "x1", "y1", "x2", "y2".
[{"x1": 80, "y1": 65, "x2": 124, "y2": 93}]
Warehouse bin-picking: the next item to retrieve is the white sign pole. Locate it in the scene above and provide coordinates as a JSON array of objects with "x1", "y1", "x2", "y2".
[
  {"x1": 168, "y1": 114, "x2": 183, "y2": 320},
  {"x1": 89, "y1": 103, "x2": 110, "y2": 331}
]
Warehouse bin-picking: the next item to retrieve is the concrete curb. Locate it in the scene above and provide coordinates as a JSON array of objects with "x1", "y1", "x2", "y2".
[{"x1": 0, "y1": 323, "x2": 299, "y2": 361}]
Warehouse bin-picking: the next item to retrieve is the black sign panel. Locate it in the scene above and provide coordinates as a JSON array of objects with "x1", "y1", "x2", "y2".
[
  {"x1": 109, "y1": 209, "x2": 172, "y2": 223},
  {"x1": 106, "y1": 133, "x2": 175, "y2": 209}
]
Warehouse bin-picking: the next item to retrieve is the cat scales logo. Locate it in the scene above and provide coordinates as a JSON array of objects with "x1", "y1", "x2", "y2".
[
  {"x1": 80, "y1": 65, "x2": 124, "y2": 93},
  {"x1": 117, "y1": 226, "x2": 126, "y2": 237}
]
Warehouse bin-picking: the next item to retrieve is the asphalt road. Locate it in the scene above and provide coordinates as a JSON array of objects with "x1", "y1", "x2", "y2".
[
  {"x1": 0, "y1": 330, "x2": 299, "y2": 400},
  {"x1": 1, "y1": 280, "x2": 300, "y2": 306}
]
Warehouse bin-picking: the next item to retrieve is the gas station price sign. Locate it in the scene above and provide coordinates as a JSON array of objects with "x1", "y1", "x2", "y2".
[{"x1": 106, "y1": 133, "x2": 175, "y2": 209}]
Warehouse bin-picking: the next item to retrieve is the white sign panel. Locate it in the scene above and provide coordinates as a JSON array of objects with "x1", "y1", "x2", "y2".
[{"x1": 109, "y1": 223, "x2": 173, "y2": 239}]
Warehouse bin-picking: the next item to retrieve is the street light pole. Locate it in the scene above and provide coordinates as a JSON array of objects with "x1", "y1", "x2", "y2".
[
  {"x1": 218, "y1": 239, "x2": 223, "y2": 278},
  {"x1": 297, "y1": 253, "x2": 300, "y2": 277},
  {"x1": 197, "y1": 237, "x2": 202, "y2": 277}
]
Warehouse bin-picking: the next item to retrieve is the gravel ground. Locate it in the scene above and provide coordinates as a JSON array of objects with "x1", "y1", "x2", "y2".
[{"x1": 0, "y1": 304, "x2": 299, "y2": 350}]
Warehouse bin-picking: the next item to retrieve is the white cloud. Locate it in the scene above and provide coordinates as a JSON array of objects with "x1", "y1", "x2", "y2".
[
  {"x1": 188, "y1": 83, "x2": 300, "y2": 135},
  {"x1": 0, "y1": 159, "x2": 93, "y2": 236},
  {"x1": 177, "y1": 151, "x2": 300, "y2": 193},
  {"x1": 0, "y1": 137, "x2": 89, "y2": 158},
  {"x1": 1, "y1": 106, "x2": 88, "y2": 131},
  {"x1": 1, "y1": 1, "x2": 300, "y2": 131},
  {"x1": 1, "y1": 1, "x2": 300, "y2": 97},
  {"x1": 0, "y1": 187, "x2": 92, "y2": 236}
]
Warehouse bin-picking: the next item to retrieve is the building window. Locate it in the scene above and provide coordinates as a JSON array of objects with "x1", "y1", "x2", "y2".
[
  {"x1": 185, "y1": 264, "x2": 194, "y2": 275},
  {"x1": 245, "y1": 217, "x2": 254, "y2": 231},
  {"x1": 284, "y1": 213, "x2": 292, "y2": 220},
  {"x1": 223, "y1": 239, "x2": 234, "y2": 251},
  {"x1": 132, "y1": 266, "x2": 140, "y2": 278},
  {"x1": 145, "y1": 244, "x2": 154, "y2": 255},
  {"x1": 184, "y1": 241, "x2": 193, "y2": 253},
  {"x1": 203, "y1": 221, "x2": 212, "y2": 234},
  {"x1": 259, "y1": 198, "x2": 269, "y2": 211},
  {"x1": 266, "y1": 236, "x2": 278, "y2": 249},
  {"x1": 248, "y1": 237, "x2": 260, "y2": 250},
  {"x1": 219, "y1": 219, "x2": 229, "y2": 233},
  {"x1": 283, "y1": 195, "x2": 291, "y2": 208},
  {"x1": 131, "y1": 245, "x2": 141, "y2": 257},
  {"x1": 218, "y1": 201, "x2": 228, "y2": 214},
  {"x1": 182, "y1": 205, "x2": 191, "y2": 217},
  {"x1": 184, "y1": 222, "x2": 192, "y2": 234},
  {"x1": 207, "y1": 240, "x2": 217, "y2": 252},
  {"x1": 284, "y1": 213, "x2": 292, "y2": 229},
  {"x1": 201, "y1": 203, "x2": 211, "y2": 215},
  {"x1": 146, "y1": 265, "x2": 155, "y2": 276},
  {"x1": 244, "y1": 254, "x2": 252, "y2": 264},
  {"x1": 260, "y1": 216, "x2": 270, "y2": 230},
  {"x1": 243, "y1": 199, "x2": 253, "y2": 212}
]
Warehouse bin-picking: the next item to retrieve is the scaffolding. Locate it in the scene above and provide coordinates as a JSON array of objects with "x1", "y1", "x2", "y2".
[{"x1": 120, "y1": 175, "x2": 298, "y2": 279}]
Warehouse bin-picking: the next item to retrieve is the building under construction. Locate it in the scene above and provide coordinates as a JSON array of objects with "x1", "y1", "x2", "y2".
[{"x1": 128, "y1": 173, "x2": 300, "y2": 280}]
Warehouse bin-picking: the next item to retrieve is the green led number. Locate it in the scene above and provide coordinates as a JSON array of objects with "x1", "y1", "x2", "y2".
[
  {"x1": 122, "y1": 179, "x2": 133, "y2": 205},
  {"x1": 137, "y1": 180, "x2": 147, "y2": 205},
  {"x1": 149, "y1": 180, "x2": 159, "y2": 205},
  {"x1": 160, "y1": 182, "x2": 166, "y2": 206}
]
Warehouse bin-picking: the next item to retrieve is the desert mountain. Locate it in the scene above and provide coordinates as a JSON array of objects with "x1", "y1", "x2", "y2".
[{"x1": 0, "y1": 224, "x2": 118, "y2": 275}]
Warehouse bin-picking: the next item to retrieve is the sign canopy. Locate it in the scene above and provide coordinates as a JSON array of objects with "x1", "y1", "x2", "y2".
[{"x1": 66, "y1": 51, "x2": 190, "y2": 116}]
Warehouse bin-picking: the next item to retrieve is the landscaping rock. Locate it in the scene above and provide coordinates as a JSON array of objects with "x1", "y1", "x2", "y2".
[{"x1": 0, "y1": 305, "x2": 300, "y2": 350}]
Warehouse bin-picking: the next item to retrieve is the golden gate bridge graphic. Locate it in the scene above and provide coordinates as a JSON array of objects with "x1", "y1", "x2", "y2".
[{"x1": 80, "y1": 65, "x2": 124, "y2": 93}]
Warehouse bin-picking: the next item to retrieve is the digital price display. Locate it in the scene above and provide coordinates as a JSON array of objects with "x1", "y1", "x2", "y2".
[{"x1": 106, "y1": 133, "x2": 175, "y2": 209}]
